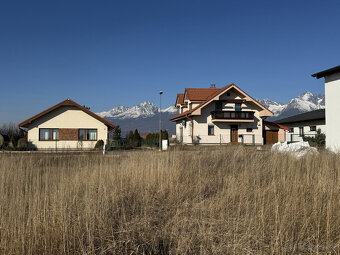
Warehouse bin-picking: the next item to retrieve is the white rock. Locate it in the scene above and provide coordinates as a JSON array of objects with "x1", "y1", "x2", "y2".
[{"x1": 271, "y1": 141, "x2": 318, "y2": 158}]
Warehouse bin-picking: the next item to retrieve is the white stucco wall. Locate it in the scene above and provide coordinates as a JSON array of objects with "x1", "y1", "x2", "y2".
[
  {"x1": 26, "y1": 106, "x2": 108, "y2": 150},
  {"x1": 325, "y1": 72, "x2": 340, "y2": 152}
]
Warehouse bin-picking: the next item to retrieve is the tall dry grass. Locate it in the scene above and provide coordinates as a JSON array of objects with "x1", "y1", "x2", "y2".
[{"x1": 0, "y1": 146, "x2": 339, "y2": 254}]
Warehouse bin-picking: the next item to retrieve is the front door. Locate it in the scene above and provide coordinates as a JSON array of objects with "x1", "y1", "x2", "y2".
[{"x1": 230, "y1": 125, "x2": 238, "y2": 143}]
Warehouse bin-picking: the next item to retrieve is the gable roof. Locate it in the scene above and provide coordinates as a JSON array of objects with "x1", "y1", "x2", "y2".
[
  {"x1": 176, "y1": 93, "x2": 185, "y2": 105},
  {"x1": 185, "y1": 88, "x2": 220, "y2": 101},
  {"x1": 171, "y1": 83, "x2": 273, "y2": 121},
  {"x1": 18, "y1": 99, "x2": 115, "y2": 131},
  {"x1": 274, "y1": 109, "x2": 325, "y2": 125},
  {"x1": 312, "y1": 65, "x2": 340, "y2": 79},
  {"x1": 263, "y1": 121, "x2": 289, "y2": 131}
]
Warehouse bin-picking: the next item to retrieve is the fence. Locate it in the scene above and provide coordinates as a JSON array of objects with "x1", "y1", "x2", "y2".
[
  {"x1": 109, "y1": 138, "x2": 168, "y2": 150},
  {"x1": 286, "y1": 134, "x2": 317, "y2": 143}
]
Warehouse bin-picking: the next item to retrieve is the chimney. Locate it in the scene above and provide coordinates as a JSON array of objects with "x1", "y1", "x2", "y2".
[{"x1": 210, "y1": 84, "x2": 216, "y2": 88}]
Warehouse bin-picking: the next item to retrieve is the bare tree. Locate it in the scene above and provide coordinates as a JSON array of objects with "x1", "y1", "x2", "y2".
[{"x1": 0, "y1": 122, "x2": 19, "y2": 137}]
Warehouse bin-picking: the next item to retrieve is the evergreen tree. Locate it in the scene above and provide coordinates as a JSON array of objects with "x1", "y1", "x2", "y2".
[
  {"x1": 126, "y1": 130, "x2": 134, "y2": 142},
  {"x1": 133, "y1": 129, "x2": 141, "y2": 147},
  {"x1": 113, "y1": 125, "x2": 121, "y2": 140}
]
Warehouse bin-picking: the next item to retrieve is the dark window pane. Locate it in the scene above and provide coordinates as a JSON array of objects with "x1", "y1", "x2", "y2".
[
  {"x1": 208, "y1": 125, "x2": 214, "y2": 135},
  {"x1": 78, "y1": 129, "x2": 85, "y2": 140},
  {"x1": 40, "y1": 129, "x2": 51, "y2": 140}
]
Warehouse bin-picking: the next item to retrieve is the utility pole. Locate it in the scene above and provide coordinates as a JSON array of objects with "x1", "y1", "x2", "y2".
[{"x1": 159, "y1": 91, "x2": 163, "y2": 151}]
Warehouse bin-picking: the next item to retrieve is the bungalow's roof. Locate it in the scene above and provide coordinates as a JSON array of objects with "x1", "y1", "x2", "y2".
[
  {"x1": 274, "y1": 109, "x2": 325, "y2": 125},
  {"x1": 18, "y1": 99, "x2": 115, "y2": 131},
  {"x1": 312, "y1": 65, "x2": 340, "y2": 79},
  {"x1": 171, "y1": 83, "x2": 272, "y2": 121},
  {"x1": 185, "y1": 88, "x2": 220, "y2": 101}
]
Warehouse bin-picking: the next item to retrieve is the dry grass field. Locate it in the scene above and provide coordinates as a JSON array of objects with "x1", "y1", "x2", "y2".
[{"x1": 0, "y1": 146, "x2": 339, "y2": 254}]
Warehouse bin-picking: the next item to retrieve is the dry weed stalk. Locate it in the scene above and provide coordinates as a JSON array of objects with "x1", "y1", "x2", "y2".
[{"x1": 0, "y1": 146, "x2": 339, "y2": 254}]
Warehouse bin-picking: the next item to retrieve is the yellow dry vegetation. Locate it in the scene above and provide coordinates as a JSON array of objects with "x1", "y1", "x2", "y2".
[{"x1": 0, "y1": 146, "x2": 339, "y2": 254}]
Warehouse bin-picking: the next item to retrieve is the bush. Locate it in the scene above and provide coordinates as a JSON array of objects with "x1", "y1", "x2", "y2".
[
  {"x1": 0, "y1": 134, "x2": 4, "y2": 148},
  {"x1": 94, "y1": 140, "x2": 104, "y2": 149},
  {"x1": 303, "y1": 129, "x2": 325, "y2": 149},
  {"x1": 17, "y1": 138, "x2": 28, "y2": 149}
]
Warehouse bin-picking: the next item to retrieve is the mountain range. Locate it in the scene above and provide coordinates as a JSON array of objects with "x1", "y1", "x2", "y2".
[
  {"x1": 258, "y1": 91, "x2": 325, "y2": 120},
  {"x1": 97, "y1": 91, "x2": 325, "y2": 135}
]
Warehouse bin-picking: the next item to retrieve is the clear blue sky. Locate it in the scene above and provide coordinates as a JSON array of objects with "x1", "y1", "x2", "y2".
[{"x1": 1, "y1": 0, "x2": 339, "y2": 124}]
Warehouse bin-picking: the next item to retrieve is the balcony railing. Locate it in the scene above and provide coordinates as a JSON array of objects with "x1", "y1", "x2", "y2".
[{"x1": 211, "y1": 111, "x2": 255, "y2": 120}]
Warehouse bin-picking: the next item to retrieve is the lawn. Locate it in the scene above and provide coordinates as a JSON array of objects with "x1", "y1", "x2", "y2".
[{"x1": 0, "y1": 146, "x2": 339, "y2": 254}]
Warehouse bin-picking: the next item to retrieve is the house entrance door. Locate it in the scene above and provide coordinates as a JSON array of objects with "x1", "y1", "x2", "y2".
[{"x1": 230, "y1": 125, "x2": 238, "y2": 143}]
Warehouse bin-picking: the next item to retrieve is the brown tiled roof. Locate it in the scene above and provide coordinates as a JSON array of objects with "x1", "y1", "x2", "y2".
[
  {"x1": 176, "y1": 93, "x2": 184, "y2": 105},
  {"x1": 171, "y1": 84, "x2": 231, "y2": 121},
  {"x1": 18, "y1": 99, "x2": 115, "y2": 131},
  {"x1": 264, "y1": 121, "x2": 289, "y2": 131},
  {"x1": 185, "y1": 88, "x2": 220, "y2": 101}
]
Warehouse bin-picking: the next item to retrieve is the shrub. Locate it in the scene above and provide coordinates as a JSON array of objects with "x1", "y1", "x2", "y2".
[
  {"x1": 0, "y1": 134, "x2": 4, "y2": 149},
  {"x1": 303, "y1": 129, "x2": 325, "y2": 149},
  {"x1": 17, "y1": 138, "x2": 28, "y2": 149},
  {"x1": 94, "y1": 139, "x2": 104, "y2": 149}
]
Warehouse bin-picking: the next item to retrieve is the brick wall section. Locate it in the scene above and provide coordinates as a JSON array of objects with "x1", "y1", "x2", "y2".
[{"x1": 59, "y1": 128, "x2": 78, "y2": 141}]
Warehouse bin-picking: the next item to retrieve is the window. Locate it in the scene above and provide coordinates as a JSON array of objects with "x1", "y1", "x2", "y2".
[
  {"x1": 299, "y1": 127, "x2": 304, "y2": 136},
  {"x1": 227, "y1": 92, "x2": 231, "y2": 97},
  {"x1": 289, "y1": 128, "x2": 294, "y2": 133},
  {"x1": 208, "y1": 125, "x2": 214, "y2": 135},
  {"x1": 39, "y1": 128, "x2": 58, "y2": 141},
  {"x1": 310, "y1": 126, "x2": 316, "y2": 131},
  {"x1": 246, "y1": 128, "x2": 253, "y2": 132},
  {"x1": 215, "y1": 101, "x2": 222, "y2": 111},
  {"x1": 235, "y1": 103, "x2": 241, "y2": 111},
  {"x1": 78, "y1": 129, "x2": 97, "y2": 141}
]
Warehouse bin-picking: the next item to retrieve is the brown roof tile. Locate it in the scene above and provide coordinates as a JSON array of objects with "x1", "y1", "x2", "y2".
[
  {"x1": 185, "y1": 88, "x2": 220, "y2": 101},
  {"x1": 176, "y1": 93, "x2": 184, "y2": 105},
  {"x1": 171, "y1": 85, "x2": 231, "y2": 121}
]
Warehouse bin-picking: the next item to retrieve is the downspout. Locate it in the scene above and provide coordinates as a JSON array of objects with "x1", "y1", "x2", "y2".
[{"x1": 185, "y1": 115, "x2": 194, "y2": 144}]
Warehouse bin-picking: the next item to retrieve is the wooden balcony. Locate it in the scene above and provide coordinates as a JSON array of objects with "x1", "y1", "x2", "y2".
[{"x1": 211, "y1": 111, "x2": 255, "y2": 122}]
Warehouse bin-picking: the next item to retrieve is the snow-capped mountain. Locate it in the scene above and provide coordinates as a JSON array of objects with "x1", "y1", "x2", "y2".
[
  {"x1": 98, "y1": 91, "x2": 324, "y2": 134},
  {"x1": 97, "y1": 102, "x2": 178, "y2": 135},
  {"x1": 98, "y1": 101, "x2": 178, "y2": 119},
  {"x1": 259, "y1": 91, "x2": 325, "y2": 120}
]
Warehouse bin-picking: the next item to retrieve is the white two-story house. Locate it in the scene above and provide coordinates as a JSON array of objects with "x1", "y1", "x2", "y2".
[{"x1": 171, "y1": 83, "x2": 285, "y2": 145}]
